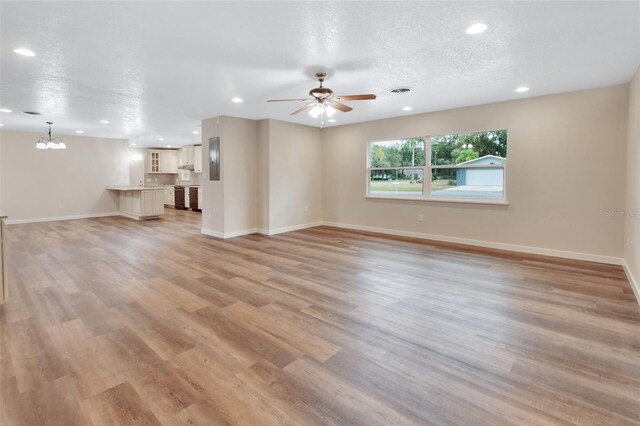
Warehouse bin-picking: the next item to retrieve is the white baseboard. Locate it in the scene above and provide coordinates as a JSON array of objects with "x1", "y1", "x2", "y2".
[
  {"x1": 321, "y1": 221, "x2": 624, "y2": 266},
  {"x1": 622, "y1": 260, "x2": 640, "y2": 305},
  {"x1": 118, "y1": 212, "x2": 161, "y2": 221},
  {"x1": 202, "y1": 222, "x2": 322, "y2": 239},
  {"x1": 262, "y1": 221, "x2": 324, "y2": 236},
  {"x1": 203, "y1": 219, "x2": 623, "y2": 266},
  {"x1": 201, "y1": 228, "x2": 225, "y2": 238},
  {"x1": 201, "y1": 227, "x2": 259, "y2": 239},
  {"x1": 4, "y1": 212, "x2": 120, "y2": 225},
  {"x1": 225, "y1": 228, "x2": 259, "y2": 238}
]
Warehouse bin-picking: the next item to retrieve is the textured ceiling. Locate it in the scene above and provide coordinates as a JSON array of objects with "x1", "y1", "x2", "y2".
[{"x1": 1, "y1": 1, "x2": 639, "y2": 147}]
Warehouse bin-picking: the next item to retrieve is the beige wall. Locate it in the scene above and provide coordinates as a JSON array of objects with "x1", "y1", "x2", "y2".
[
  {"x1": 221, "y1": 117, "x2": 258, "y2": 234},
  {"x1": 201, "y1": 117, "x2": 323, "y2": 236},
  {"x1": 257, "y1": 120, "x2": 270, "y2": 231},
  {"x1": 322, "y1": 85, "x2": 629, "y2": 261},
  {"x1": 0, "y1": 130, "x2": 129, "y2": 222},
  {"x1": 201, "y1": 116, "x2": 258, "y2": 236},
  {"x1": 625, "y1": 67, "x2": 640, "y2": 296},
  {"x1": 267, "y1": 120, "x2": 323, "y2": 232},
  {"x1": 0, "y1": 131, "x2": 3, "y2": 215},
  {"x1": 201, "y1": 116, "x2": 224, "y2": 234}
]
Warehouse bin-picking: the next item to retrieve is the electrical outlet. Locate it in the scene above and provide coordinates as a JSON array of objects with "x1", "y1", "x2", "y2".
[
  {"x1": 305, "y1": 205, "x2": 309, "y2": 212},
  {"x1": 417, "y1": 214, "x2": 423, "y2": 222}
]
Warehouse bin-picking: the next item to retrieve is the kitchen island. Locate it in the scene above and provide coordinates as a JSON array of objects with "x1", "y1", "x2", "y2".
[{"x1": 106, "y1": 186, "x2": 165, "y2": 220}]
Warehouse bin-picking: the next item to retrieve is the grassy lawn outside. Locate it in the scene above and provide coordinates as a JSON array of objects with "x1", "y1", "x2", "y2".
[
  {"x1": 370, "y1": 179, "x2": 457, "y2": 193},
  {"x1": 431, "y1": 179, "x2": 456, "y2": 191},
  {"x1": 370, "y1": 180, "x2": 423, "y2": 192}
]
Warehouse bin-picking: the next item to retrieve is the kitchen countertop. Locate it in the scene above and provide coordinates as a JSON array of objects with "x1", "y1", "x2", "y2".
[{"x1": 106, "y1": 186, "x2": 165, "y2": 191}]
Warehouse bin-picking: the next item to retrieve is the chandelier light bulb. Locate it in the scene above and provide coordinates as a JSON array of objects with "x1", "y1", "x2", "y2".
[
  {"x1": 308, "y1": 104, "x2": 324, "y2": 118},
  {"x1": 325, "y1": 105, "x2": 336, "y2": 117}
]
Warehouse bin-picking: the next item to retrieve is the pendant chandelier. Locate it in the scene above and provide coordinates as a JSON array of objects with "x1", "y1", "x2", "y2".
[{"x1": 35, "y1": 122, "x2": 66, "y2": 150}]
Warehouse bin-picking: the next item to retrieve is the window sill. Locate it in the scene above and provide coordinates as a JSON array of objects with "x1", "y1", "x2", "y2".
[{"x1": 365, "y1": 195, "x2": 510, "y2": 206}]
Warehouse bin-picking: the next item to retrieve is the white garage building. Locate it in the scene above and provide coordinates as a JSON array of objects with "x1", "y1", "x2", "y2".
[{"x1": 456, "y1": 155, "x2": 506, "y2": 186}]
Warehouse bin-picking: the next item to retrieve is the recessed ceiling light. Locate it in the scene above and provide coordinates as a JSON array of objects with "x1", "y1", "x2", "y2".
[
  {"x1": 0, "y1": 124, "x2": 4, "y2": 127},
  {"x1": 99, "y1": 120, "x2": 109, "y2": 124},
  {"x1": 515, "y1": 86, "x2": 530, "y2": 93},
  {"x1": 131, "y1": 143, "x2": 137, "y2": 146},
  {"x1": 232, "y1": 97, "x2": 243, "y2": 103},
  {"x1": 166, "y1": 145, "x2": 172, "y2": 148},
  {"x1": 328, "y1": 119, "x2": 336, "y2": 123},
  {"x1": 0, "y1": 109, "x2": 12, "y2": 113},
  {"x1": 75, "y1": 130, "x2": 84, "y2": 134},
  {"x1": 158, "y1": 137, "x2": 164, "y2": 141},
  {"x1": 402, "y1": 106, "x2": 413, "y2": 111},
  {"x1": 192, "y1": 130, "x2": 200, "y2": 134},
  {"x1": 466, "y1": 23, "x2": 488, "y2": 35},
  {"x1": 14, "y1": 48, "x2": 36, "y2": 57}
]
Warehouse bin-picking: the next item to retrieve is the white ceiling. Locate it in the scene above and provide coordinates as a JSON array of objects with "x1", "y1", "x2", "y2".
[{"x1": 1, "y1": 1, "x2": 639, "y2": 147}]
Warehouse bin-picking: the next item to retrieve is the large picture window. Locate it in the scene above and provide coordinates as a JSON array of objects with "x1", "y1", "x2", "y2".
[
  {"x1": 367, "y1": 130, "x2": 507, "y2": 203},
  {"x1": 369, "y1": 138, "x2": 426, "y2": 197}
]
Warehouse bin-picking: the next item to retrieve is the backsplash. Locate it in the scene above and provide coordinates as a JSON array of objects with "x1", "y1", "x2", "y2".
[
  {"x1": 144, "y1": 172, "x2": 202, "y2": 186},
  {"x1": 179, "y1": 173, "x2": 202, "y2": 186}
]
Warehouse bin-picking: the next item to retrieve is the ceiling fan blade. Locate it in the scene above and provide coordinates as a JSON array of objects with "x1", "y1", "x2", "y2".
[
  {"x1": 327, "y1": 100, "x2": 353, "y2": 113},
  {"x1": 333, "y1": 94, "x2": 377, "y2": 101},
  {"x1": 267, "y1": 98, "x2": 311, "y2": 102},
  {"x1": 290, "y1": 103, "x2": 315, "y2": 116}
]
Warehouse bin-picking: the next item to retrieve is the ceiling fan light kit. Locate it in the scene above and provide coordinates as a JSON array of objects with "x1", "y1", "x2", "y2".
[
  {"x1": 309, "y1": 104, "x2": 324, "y2": 118},
  {"x1": 267, "y1": 72, "x2": 376, "y2": 119},
  {"x1": 308, "y1": 103, "x2": 336, "y2": 119}
]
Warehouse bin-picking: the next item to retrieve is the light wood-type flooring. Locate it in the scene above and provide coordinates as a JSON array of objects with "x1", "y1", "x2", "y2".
[{"x1": 1, "y1": 208, "x2": 640, "y2": 425}]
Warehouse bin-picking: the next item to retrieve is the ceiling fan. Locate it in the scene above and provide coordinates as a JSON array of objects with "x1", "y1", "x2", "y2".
[{"x1": 267, "y1": 72, "x2": 376, "y2": 118}]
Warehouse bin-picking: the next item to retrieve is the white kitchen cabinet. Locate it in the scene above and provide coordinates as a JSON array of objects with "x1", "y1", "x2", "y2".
[
  {"x1": 155, "y1": 190, "x2": 164, "y2": 212},
  {"x1": 146, "y1": 149, "x2": 178, "y2": 174},
  {"x1": 142, "y1": 191, "x2": 156, "y2": 216},
  {"x1": 146, "y1": 150, "x2": 161, "y2": 173},
  {"x1": 179, "y1": 146, "x2": 194, "y2": 168},
  {"x1": 160, "y1": 150, "x2": 178, "y2": 173},
  {"x1": 164, "y1": 186, "x2": 175, "y2": 206},
  {"x1": 178, "y1": 148, "x2": 184, "y2": 166},
  {"x1": 193, "y1": 145, "x2": 202, "y2": 173},
  {"x1": 141, "y1": 190, "x2": 164, "y2": 216},
  {"x1": 109, "y1": 187, "x2": 165, "y2": 220}
]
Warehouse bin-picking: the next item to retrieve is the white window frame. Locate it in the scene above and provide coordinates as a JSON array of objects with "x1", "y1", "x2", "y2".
[{"x1": 366, "y1": 132, "x2": 508, "y2": 205}]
